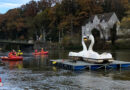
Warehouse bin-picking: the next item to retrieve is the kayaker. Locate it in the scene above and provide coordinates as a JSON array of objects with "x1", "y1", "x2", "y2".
[
  {"x1": 35, "y1": 49, "x2": 38, "y2": 53},
  {"x1": 10, "y1": 50, "x2": 16, "y2": 56},
  {"x1": 41, "y1": 48, "x2": 44, "y2": 53},
  {"x1": 8, "y1": 52, "x2": 13, "y2": 57},
  {"x1": 17, "y1": 50, "x2": 23, "y2": 56}
]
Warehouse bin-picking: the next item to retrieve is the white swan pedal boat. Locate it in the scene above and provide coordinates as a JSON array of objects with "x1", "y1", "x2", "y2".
[
  {"x1": 68, "y1": 31, "x2": 114, "y2": 64},
  {"x1": 83, "y1": 57, "x2": 114, "y2": 64},
  {"x1": 69, "y1": 55, "x2": 114, "y2": 64}
]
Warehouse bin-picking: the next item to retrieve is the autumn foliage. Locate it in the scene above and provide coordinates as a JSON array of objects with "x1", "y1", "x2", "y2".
[{"x1": 0, "y1": 0, "x2": 129, "y2": 41}]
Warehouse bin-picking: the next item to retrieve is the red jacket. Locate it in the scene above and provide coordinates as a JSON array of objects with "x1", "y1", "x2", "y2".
[{"x1": 8, "y1": 52, "x2": 16, "y2": 57}]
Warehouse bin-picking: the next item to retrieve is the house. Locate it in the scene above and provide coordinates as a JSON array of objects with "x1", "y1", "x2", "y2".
[{"x1": 82, "y1": 12, "x2": 120, "y2": 40}]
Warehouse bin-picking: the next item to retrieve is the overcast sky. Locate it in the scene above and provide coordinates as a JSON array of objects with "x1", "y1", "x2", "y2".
[{"x1": 0, "y1": 0, "x2": 40, "y2": 14}]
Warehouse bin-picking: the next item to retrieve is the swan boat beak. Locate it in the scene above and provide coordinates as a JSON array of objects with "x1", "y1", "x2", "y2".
[{"x1": 84, "y1": 38, "x2": 87, "y2": 41}]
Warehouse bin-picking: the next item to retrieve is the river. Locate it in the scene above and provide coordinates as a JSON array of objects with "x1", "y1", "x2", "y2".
[{"x1": 0, "y1": 50, "x2": 130, "y2": 90}]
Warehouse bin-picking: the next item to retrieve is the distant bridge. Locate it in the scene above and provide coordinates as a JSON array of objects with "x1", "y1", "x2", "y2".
[{"x1": 0, "y1": 40, "x2": 34, "y2": 45}]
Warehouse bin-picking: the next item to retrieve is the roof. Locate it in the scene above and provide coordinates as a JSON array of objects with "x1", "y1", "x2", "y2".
[
  {"x1": 88, "y1": 12, "x2": 115, "y2": 23},
  {"x1": 82, "y1": 12, "x2": 116, "y2": 26},
  {"x1": 97, "y1": 12, "x2": 114, "y2": 22}
]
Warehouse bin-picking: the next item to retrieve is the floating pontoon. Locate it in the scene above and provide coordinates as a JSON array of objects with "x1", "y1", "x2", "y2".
[{"x1": 50, "y1": 59, "x2": 130, "y2": 71}]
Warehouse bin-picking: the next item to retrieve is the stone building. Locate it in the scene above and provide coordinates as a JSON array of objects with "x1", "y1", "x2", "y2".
[{"x1": 82, "y1": 12, "x2": 120, "y2": 40}]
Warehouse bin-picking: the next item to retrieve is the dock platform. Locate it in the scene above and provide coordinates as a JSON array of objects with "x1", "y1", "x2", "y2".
[{"x1": 50, "y1": 59, "x2": 130, "y2": 71}]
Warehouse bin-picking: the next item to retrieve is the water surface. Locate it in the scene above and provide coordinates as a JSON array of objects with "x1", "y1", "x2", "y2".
[{"x1": 0, "y1": 50, "x2": 130, "y2": 90}]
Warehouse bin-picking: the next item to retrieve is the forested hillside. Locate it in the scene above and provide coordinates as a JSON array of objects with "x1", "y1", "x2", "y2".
[{"x1": 0, "y1": 0, "x2": 129, "y2": 42}]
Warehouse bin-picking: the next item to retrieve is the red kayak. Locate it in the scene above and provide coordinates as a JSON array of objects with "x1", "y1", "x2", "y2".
[
  {"x1": 32, "y1": 51, "x2": 48, "y2": 55},
  {"x1": 1, "y1": 56, "x2": 23, "y2": 61}
]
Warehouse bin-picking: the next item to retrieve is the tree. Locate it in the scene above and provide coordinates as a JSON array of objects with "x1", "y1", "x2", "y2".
[
  {"x1": 121, "y1": 3, "x2": 130, "y2": 29},
  {"x1": 33, "y1": 9, "x2": 51, "y2": 41},
  {"x1": 22, "y1": 0, "x2": 38, "y2": 17},
  {"x1": 103, "y1": 0, "x2": 129, "y2": 19}
]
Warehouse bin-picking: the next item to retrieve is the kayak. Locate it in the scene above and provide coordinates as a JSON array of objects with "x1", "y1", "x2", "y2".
[
  {"x1": 1, "y1": 56, "x2": 23, "y2": 61},
  {"x1": 32, "y1": 51, "x2": 48, "y2": 55}
]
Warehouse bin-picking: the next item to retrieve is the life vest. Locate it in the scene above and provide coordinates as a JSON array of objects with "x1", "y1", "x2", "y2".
[
  {"x1": 8, "y1": 51, "x2": 16, "y2": 57},
  {"x1": 41, "y1": 49, "x2": 44, "y2": 53},
  {"x1": 8, "y1": 52, "x2": 13, "y2": 57},
  {"x1": 35, "y1": 49, "x2": 38, "y2": 53}
]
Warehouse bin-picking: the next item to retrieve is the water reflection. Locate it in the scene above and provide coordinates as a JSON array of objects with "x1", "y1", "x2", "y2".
[
  {"x1": 2, "y1": 61, "x2": 23, "y2": 70},
  {"x1": 112, "y1": 50, "x2": 130, "y2": 61}
]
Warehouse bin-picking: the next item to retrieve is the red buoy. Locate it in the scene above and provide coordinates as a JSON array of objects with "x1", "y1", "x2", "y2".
[{"x1": 0, "y1": 77, "x2": 3, "y2": 86}]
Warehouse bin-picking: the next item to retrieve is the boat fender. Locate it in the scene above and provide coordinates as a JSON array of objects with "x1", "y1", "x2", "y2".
[
  {"x1": 52, "y1": 61, "x2": 57, "y2": 64},
  {"x1": 0, "y1": 77, "x2": 3, "y2": 86}
]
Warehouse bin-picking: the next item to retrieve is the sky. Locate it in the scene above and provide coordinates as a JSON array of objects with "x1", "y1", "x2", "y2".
[{"x1": 0, "y1": 0, "x2": 40, "y2": 14}]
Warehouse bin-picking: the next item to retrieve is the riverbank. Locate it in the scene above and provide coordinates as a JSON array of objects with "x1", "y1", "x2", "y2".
[
  {"x1": 1, "y1": 38, "x2": 129, "y2": 51},
  {"x1": 33, "y1": 38, "x2": 130, "y2": 51}
]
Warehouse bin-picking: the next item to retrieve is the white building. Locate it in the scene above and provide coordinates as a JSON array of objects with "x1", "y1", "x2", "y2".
[{"x1": 82, "y1": 12, "x2": 120, "y2": 40}]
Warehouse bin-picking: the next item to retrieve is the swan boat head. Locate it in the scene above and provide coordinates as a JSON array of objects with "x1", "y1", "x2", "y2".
[{"x1": 83, "y1": 33, "x2": 113, "y2": 59}]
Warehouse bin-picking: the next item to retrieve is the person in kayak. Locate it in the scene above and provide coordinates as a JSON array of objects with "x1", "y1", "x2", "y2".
[
  {"x1": 12, "y1": 50, "x2": 16, "y2": 55},
  {"x1": 8, "y1": 52, "x2": 13, "y2": 57},
  {"x1": 17, "y1": 50, "x2": 23, "y2": 56},
  {"x1": 41, "y1": 48, "x2": 44, "y2": 54},
  {"x1": 35, "y1": 49, "x2": 38, "y2": 53},
  {"x1": 8, "y1": 50, "x2": 16, "y2": 57}
]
